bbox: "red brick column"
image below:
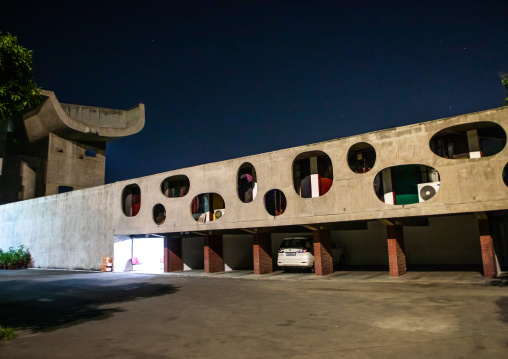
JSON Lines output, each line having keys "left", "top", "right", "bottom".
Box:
{"left": 164, "top": 236, "right": 183, "bottom": 272}
{"left": 386, "top": 225, "right": 407, "bottom": 277}
{"left": 253, "top": 232, "right": 272, "bottom": 275}
{"left": 204, "top": 234, "right": 224, "bottom": 273}
{"left": 313, "top": 229, "right": 333, "bottom": 276}
{"left": 478, "top": 218, "right": 498, "bottom": 278}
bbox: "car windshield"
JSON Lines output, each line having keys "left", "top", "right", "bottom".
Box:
{"left": 280, "top": 239, "right": 307, "bottom": 249}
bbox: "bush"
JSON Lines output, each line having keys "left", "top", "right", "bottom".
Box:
{"left": 0, "top": 326, "right": 17, "bottom": 341}
{"left": 0, "top": 245, "right": 31, "bottom": 268}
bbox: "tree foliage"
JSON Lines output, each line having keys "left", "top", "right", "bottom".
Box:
{"left": 0, "top": 32, "right": 41, "bottom": 124}
{"left": 500, "top": 72, "right": 508, "bottom": 106}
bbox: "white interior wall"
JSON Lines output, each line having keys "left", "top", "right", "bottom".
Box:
{"left": 114, "top": 235, "right": 133, "bottom": 272}
{"left": 132, "top": 237, "right": 164, "bottom": 271}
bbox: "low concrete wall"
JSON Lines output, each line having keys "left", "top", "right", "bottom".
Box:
{"left": 0, "top": 184, "right": 115, "bottom": 270}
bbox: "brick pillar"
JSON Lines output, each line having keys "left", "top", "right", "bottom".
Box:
{"left": 478, "top": 218, "right": 498, "bottom": 278}
{"left": 313, "top": 229, "right": 333, "bottom": 276}
{"left": 204, "top": 234, "right": 224, "bottom": 273}
{"left": 387, "top": 225, "right": 407, "bottom": 277}
{"left": 164, "top": 236, "right": 183, "bottom": 272}
{"left": 253, "top": 232, "right": 272, "bottom": 275}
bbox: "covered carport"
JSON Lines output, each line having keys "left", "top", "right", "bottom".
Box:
{"left": 156, "top": 212, "right": 494, "bottom": 278}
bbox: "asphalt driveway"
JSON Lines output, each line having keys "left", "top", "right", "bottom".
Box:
{"left": 0, "top": 269, "right": 507, "bottom": 358}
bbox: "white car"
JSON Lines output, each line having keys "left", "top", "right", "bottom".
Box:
{"left": 277, "top": 237, "right": 345, "bottom": 272}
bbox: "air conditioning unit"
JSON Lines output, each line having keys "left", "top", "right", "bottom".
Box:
{"left": 214, "top": 209, "right": 225, "bottom": 220}
{"left": 418, "top": 182, "right": 440, "bottom": 203}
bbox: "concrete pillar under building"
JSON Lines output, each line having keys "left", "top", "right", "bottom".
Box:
{"left": 313, "top": 229, "right": 333, "bottom": 276}
{"left": 386, "top": 225, "right": 407, "bottom": 277}
{"left": 204, "top": 234, "right": 224, "bottom": 273}
{"left": 164, "top": 236, "right": 183, "bottom": 272}
{"left": 253, "top": 232, "right": 272, "bottom": 275}
{"left": 478, "top": 218, "right": 498, "bottom": 278}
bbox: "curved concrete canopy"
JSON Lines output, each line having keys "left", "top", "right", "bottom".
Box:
{"left": 23, "top": 90, "right": 145, "bottom": 142}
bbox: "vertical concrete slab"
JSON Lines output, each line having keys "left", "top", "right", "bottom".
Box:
{"left": 253, "top": 232, "right": 272, "bottom": 275}
{"left": 478, "top": 218, "right": 498, "bottom": 278}
{"left": 313, "top": 229, "right": 333, "bottom": 276}
{"left": 387, "top": 225, "right": 407, "bottom": 276}
{"left": 204, "top": 234, "right": 224, "bottom": 273}
{"left": 165, "top": 236, "right": 183, "bottom": 272}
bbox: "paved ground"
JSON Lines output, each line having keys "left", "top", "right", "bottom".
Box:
{"left": 0, "top": 269, "right": 507, "bottom": 358}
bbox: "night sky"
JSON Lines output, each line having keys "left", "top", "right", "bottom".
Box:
{"left": 2, "top": 1, "right": 507, "bottom": 183}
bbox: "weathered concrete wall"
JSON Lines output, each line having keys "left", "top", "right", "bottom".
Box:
{"left": 114, "top": 106, "right": 508, "bottom": 236}
{"left": 1, "top": 107, "right": 507, "bottom": 270}
{"left": 0, "top": 184, "right": 115, "bottom": 270}
{"left": 23, "top": 91, "right": 145, "bottom": 143}
{"left": 20, "top": 161, "right": 36, "bottom": 200}
{"left": 45, "top": 133, "right": 105, "bottom": 195}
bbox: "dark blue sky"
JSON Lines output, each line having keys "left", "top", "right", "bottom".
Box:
{"left": 2, "top": 1, "right": 508, "bottom": 183}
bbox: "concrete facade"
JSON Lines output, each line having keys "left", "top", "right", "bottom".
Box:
{"left": 0, "top": 90, "right": 144, "bottom": 204}
{"left": 1, "top": 106, "right": 508, "bottom": 275}
{"left": 113, "top": 107, "right": 508, "bottom": 236}
{"left": 45, "top": 133, "right": 106, "bottom": 195}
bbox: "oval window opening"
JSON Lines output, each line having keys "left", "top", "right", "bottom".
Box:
{"left": 264, "top": 189, "right": 287, "bottom": 216}
{"left": 153, "top": 204, "right": 166, "bottom": 225}
{"left": 430, "top": 121, "right": 506, "bottom": 159}
{"left": 503, "top": 163, "right": 508, "bottom": 187}
{"left": 191, "top": 193, "right": 225, "bottom": 223}
{"left": 293, "top": 150, "right": 333, "bottom": 198}
{"left": 161, "top": 175, "right": 190, "bottom": 198}
{"left": 122, "top": 184, "right": 141, "bottom": 217}
{"left": 238, "top": 162, "right": 257, "bottom": 203}
{"left": 373, "top": 165, "right": 440, "bottom": 205}
{"left": 348, "top": 142, "right": 376, "bottom": 173}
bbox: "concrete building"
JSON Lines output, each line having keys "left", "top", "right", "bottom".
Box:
{"left": 1, "top": 105, "right": 507, "bottom": 278}
{"left": 0, "top": 90, "right": 144, "bottom": 203}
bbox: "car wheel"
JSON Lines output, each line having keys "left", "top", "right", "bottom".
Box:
{"left": 282, "top": 267, "right": 290, "bottom": 273}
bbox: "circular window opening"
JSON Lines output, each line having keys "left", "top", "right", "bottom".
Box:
{"left": 238, "top": 162, "right": 258, "bottom": 203}
{"left": 122, "top": 184, "right": 141, "bottom": 217}
{"left": 348, "top": 142, "right": 376, "bottom": 173}
{"left": 191, "top": 193, "right": 225, "bottom": 223}
{"left": 293, "top": 150, "right": 333, "bottom": 198}
{"left": 161, "top": 175, "right": 190, "bottom": 198}
{"left": 503, "top": 163, "right": 508, "bottom": 186}
{"left": 264, "top": 189, "right": 287, "bottom": 216}
{"left": 153, "top": 204, "right": 166, "bottom": 225}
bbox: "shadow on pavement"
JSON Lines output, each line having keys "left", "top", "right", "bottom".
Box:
{"left": 495, "top": 295, "right": 508, "bottom": 345}
{"left": 0, "top": 277, "right": 179, "bottom": 332}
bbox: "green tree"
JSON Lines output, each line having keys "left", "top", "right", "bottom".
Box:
{"left": 500, "top": 72, "right": 508, "bottom": 106}
{"left": 0, "top": 32, "right": 41, "bottom": 125}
